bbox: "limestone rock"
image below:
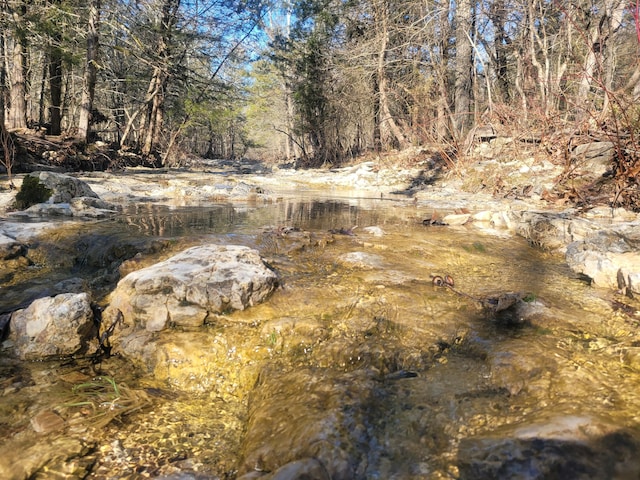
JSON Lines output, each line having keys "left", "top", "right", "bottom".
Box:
{"left": 23, "top": 202, "right": 74, "bottom": 216}
{"left": 571, "top": 142, "right": 615, "bottom": 182}
{"left": 31, "top": 409, "right": 65, "bottom": 434}
{"left": 573, "top": 141, "right": 615, "bottom": 160}
{"left": 34, "top": 171, "right": 99, "bottom": 203}
{"left": 361, "top": 226, "right": 385, "bottom": 236}
{"left": 566, "top": 240, "right": 640, "bottom": 292}
{"left": 7, "top": 292, "right": 94, "bottom": 360}
{"left": 236, "top": 458, "right": 331, "bottom": 480}
{"left": 8, "top": 172, "right": 118, "bottom": 218}
{"left": 0, "top": 436, "right": 93, "bottom": 480}
{"left": 442, "top": 213, "right": 471, "bottom": 226}
{"left": 104, "top": 244, "right": 278, "bottom": 333}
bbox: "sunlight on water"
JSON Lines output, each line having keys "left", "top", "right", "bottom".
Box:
{"left": 2, "top": 197, "right": 640, "bottom": 479}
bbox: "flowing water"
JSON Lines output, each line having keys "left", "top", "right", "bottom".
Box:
{"left": 2, "top": 195, "right": 640, "bottom": 479}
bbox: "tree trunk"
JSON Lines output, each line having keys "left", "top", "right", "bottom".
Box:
{"left": 453, "top": 0, "right": 473, "bottom": 137}
{"left": 140, "top": 0, "right": 180, "bottom": 157}
{"left": 38, "top": 59, "right": 46, "bottom": 125}
{"left": 6, "top": 2, "right": 28, "bottom": 130}
{"left": 0, "top": 32, "right": 14, "bottom": 187}
{"left": 0, "top": 32, "right": 5, "bottom": 128}
{"left": 575, "top": 0, "right": 626, "bottom": 120}
{"left": 284, "top": 83, "right": 297, "bottom": 160}
{"left": 49, "top": 42, "right": 63, "bottom": 135}
{"left": 373, "top": 0, "right": 407, "bottom": 150}
{"left": 141, "top": 66, "right": 167, "bottom": 156}
{"left": 490, "top": 0, "right": 510, "bottom": 103}
{"left": 433, "top": 4, "right": 453, "bottom": 142}
{"left": 77, "top": 0, "right": 101, "bottom": 141}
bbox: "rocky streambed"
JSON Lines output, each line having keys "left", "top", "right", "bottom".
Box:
{"left": 1, "top": 148, "right": 640, "bottom": 479}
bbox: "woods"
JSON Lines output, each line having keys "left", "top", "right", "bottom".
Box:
{"left": 256, "top": 0, "right": 640, "bottom": 168}
{"left": 0, "top": 0, "right": 264, "bottom": 169}
{"left": 0, "top": 0, "right": 639, "bottom": 170}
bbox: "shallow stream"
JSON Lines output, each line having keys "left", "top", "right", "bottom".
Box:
{"left": 2, "top": 194, "right": 640, "bottom": 479}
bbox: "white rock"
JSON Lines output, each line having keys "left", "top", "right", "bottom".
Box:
{"left": 8, "top": 293, "right": 94, "bottom": 360}
{"left": 361, "top": 226, "right": 385, "bottom": 236}
{"left": 442, "top": 213, "right": 471, "bottom": 226}
{"left": 105, "top": 245, "right": 278, "bottom": 333}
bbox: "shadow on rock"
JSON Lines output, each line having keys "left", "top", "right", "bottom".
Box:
{"left": 457, "top": 425, "right": 640, "bottom": 480}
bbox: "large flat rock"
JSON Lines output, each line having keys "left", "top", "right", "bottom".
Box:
{"left": 105, "top": 244, "right": 278, "bottom": 333}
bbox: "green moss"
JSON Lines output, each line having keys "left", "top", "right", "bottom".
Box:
{"left": 14, "top": 175, "right": 52, "bottom": 209}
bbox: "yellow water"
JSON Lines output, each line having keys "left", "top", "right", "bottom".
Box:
{"left": 2, "top": 197, "right": 640, "bottom": 479}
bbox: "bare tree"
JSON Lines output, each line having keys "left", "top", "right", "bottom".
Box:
{"left": 576, "top": 0, "right": 627, "bottom": 120}
{"left": 140, "top": 0, "right": 180, "bottom": 157}
{"left": 5, "top": 0, "right": 27, "bottom": 130}
{"left": 372, "top": 0, "right": 409, "bottom": 150}
{"left": 0, "top": 24, "right": 15, "bottom": 187}
{"left": 46, "top": 0, "right": 64, "bottom": 135}
{"left": 453, "top": 0, "right": 474, "bottom": 137}
{"left": 77, "top": 0, "right": 101, "bottom": 141}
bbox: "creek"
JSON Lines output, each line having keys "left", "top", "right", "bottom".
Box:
{"left": 2, "top": 193, "right": 640, "bottom": 479}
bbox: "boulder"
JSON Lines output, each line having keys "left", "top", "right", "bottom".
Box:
{"left": 33, "top": 171, "right": 99, "bottom": 203}
{"left": 104, "top": 245, "right": 278, "bottom": 333}
{"left": 572, "top": 141, "right": 615, "bottom": 160}
{"left": 442, "top": 213, "right": 471, "bottom": 226}
{"left": 9, "top": 172, "right": 118, "bottom": 218}
{"left": 361, "top": 226, "right": 385, "bottom": 237}
{"left": 6, "top": 292, "right": 94, "bottom": 360}
{"left": 513, "top": 211, "right": 574, "bottom": 250}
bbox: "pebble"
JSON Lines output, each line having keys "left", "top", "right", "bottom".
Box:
{"left": 31, "top": 409, "right": 65, "bottom": 433}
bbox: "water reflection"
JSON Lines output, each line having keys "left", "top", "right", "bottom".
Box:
{"left": 119, "top": 203, "right": 242, "bottom": 237}
{"left": 117, "top": 199, "right": 398, "bottom": 238}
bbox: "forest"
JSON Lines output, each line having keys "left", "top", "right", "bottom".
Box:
{"left": 0, "top": 0, "right": 639, "bottom": 175}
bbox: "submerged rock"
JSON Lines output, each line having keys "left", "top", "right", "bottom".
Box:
{"left": 104, "top": 244, "right": 278, "bottom": 333}
{"left": 237, "top": 457, "right": 331, "bottom": 480}
{"left": 238, "top": 367, "right": 380, "bottom": 480}
{"left": 0, "top": 436, "right": 95, "bottom": 480}
{"left": 5, "top": 292, "right": 94, "bottom": 359}
{"left": 336, "top": 251, "right": 383, "bottom": 270}
{"left": 457, "top": 417, "right": 640, "bottom": 480}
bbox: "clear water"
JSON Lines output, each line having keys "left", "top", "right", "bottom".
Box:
{"left": 2, "top": 196, "right": 640, "bottom": 479}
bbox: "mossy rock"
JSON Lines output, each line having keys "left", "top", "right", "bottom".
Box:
{"left": 15, "top": 175, "right": 52, "bottom": 210}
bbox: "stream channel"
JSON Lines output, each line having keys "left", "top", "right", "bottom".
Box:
{"left": 2, "top": 192, "right": 640, "bottom": 479}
